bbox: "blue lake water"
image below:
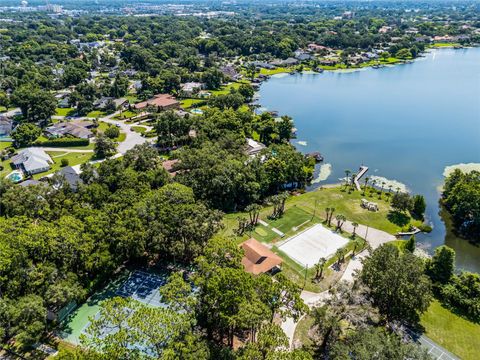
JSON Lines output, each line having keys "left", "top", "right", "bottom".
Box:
{"left": 259, "top": 48, "right": 480, "bottom": 272}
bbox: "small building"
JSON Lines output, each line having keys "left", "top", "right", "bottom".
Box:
{"left": 134, "top": 94, "right": 180, "bottom": 111}
{"left": 162, "top": 159, "right": 179, "bottom": 176}
{"left": 245, "top": 138, "right": 266, "bottom": 156}
{"left": 11, "top": 148, "right": 53, "bottom": 175}
{"left": 241, "top": 238, "right": 283, "bottom": 275}
{"left": 0, "top": 116, "right": 13, "bottom": 136}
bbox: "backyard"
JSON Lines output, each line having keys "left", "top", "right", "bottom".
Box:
{"left": 420, "top": 300, "right": 480, "bottom": 360}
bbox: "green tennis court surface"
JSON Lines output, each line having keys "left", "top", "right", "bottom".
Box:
{"left": 58, "top": 270, "right": 167, "bottom": 345}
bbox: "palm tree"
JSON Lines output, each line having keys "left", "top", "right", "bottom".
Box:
{"left": 314, "top": 257, "right": 327, "bottom": 280}
{"left": 350, "top": 173, "right": 357, "bottom": 191}
{"left": 344, "top": 169, "right": 351, "bottom": 189}
{"left": 388, "top": 184, "right": 393, "bottom": 194}
{"left": 328, "top": 207, "right": 335, "bottom": 227}
{"left": 335, "top": 247, "right": 347, "bottom": 265}
{"left": 324, "top": 207, "right": 330, "bottom": 222}
{"left": 352, "top": 238, "right": 362, "bottom": 256}
{"left": 351, "top": 222, "right": 359, "bottom": 238}
{"left": 379, "top": 181, "right": 386, "bottom": 198}
{"left": 335, "top": 214, "right": 346, "bottom": 231}
{"left": 362, "top": 177, "right": 369, "bottom": 195}
{"left": 396, "top": 186, "right": 401, "bottom": 195}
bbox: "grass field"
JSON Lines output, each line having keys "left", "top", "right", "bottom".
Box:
{"left": 431, "top": 43, "right": 461, "bottom": 48}
{"left": 222, "top": 186, "right": 421, "bottom": 242}
{"left": 114, "top": 110, "right": 136, "bottom": 119}
{"left": 55, "top": 107, "right": 75, "bottom": 116}
{"left": 86, "top": 110, "right": 106, "bottom": 118}
{"left": 180, "top": 98, "right": 205, "bottom": 109}
{"left": 32, "top": 151, "right": 93, "bottom": 179}
{"left": 131, "top": 126, "right": 147, "bottom": 134}
{"left": 293, "top": 315, "right": 315, "bottom": 349}
{"left": 420, "top": 300, "right": 480, "bottom": 360}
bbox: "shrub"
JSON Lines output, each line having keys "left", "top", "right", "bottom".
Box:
{"left": 104, "top": 125, "right": 120, "bottom": 139}
{"left": 60, "top": 158, "right": 69, "bottom": 167}
{"left": 33, "top": 138, "right": 90, "bottom": 147}
{"left": 418, "top": 224, "right": 433, "bottom": 233}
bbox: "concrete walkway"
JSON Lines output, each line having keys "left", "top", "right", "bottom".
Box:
{"left": 342, "top": 220, "right": 396, "bottom": 249}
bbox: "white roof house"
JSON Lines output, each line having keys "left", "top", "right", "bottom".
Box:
{"left": 11, "top": 148, "right": 53, "bottom": 175}
{"left": 245, "top": 138, "right": 266, "bottom": 156}
{"left": 180, "top": 82, "right": 204, "bottom": 94}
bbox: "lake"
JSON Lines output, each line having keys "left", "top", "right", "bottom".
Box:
{"left": 259, "top": 47, "right": 480, "bottom": 272}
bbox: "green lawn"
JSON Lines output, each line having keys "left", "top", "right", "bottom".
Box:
{"left": 55, "top": 107, "right": 75, "bottom": 116}
{"left": 293, "top": 315, "right": 315, "bottom": 349}
{"left": 180, "top": 98, "right": 205, "bottom": 109}
{"left": 114, "top": 110, "right": 136, "bottom": 120}
{"left": 431, "top": 43, "right": 461, "bottom": 48}
{"left": 259, "top": 67, "right": 293, "bottom": 76}
{"left": 31, "top": 151, "right": 93, "bottom": 179}
{"left": 86, "top": 110, "right": 106, "bottom": 118}
{"left": 420, "top": 300, "right": 480, "bottom": 360}
{"left": 0, "top": 141, "right": 12, "bottom": 150}
{"left": 222, "top": 186, "right": 422, "bottom": 242}
{"left": 131, "top": 126, "right": 147, "bottom": 134}
{"left": 98, "top": 122, "right": 126, "bottom": 142}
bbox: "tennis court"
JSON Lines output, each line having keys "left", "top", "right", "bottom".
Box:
{"left": 59, "top": 270, "right": 167, "bottom": 345}
{"left": 115, "top": 270, "right": 166, "bottom": 307}
{"left": 278, "top": 224, "right": 349, "bottom": 267}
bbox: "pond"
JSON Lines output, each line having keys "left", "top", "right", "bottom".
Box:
{"left": 259, "top": 47, "right": 480, "bottom": 272}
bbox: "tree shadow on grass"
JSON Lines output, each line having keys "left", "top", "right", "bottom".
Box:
{"left": 387, "top": 211, "right": 410, "bottom": 227}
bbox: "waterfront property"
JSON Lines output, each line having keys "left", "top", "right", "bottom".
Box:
{"left": 259, "top": 48, "right": 480, "bottom": 272}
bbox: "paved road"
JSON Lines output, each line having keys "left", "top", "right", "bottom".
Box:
{"left": 100, "top": 112, "right": 154, "bottom": 155}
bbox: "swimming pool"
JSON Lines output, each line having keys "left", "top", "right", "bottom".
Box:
{"left": 191, "top": 108, "right": 204, "bottom": 115}
{"left": 5, "top": 171, "right": 23, "bottom": 183}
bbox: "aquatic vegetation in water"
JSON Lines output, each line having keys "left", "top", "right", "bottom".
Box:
{"left": 369, "top": 176, "right": 409, "bottom": 193}
{"left": 312, "top": 163, "right": 332, "bottom": 184}
{"left": 443, "top": 163, "right": 480, "bottom": 177}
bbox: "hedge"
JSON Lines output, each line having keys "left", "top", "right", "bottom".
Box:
{"left": 32, "top": 138, "right": 90, "bottom": 147}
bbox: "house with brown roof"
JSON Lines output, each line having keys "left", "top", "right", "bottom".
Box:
{"left": 241, "top": 238, "right": 282, "bottom": 275}
{"left": 134, "top": 94, "right": 180, "bottom": 111}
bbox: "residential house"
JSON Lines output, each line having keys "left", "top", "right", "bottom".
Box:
{"left": 113, "top": 98, "right": 129, "bottom": 110}
{"left": 241, "top": 238, "right": 283, "bottom": 275}
{"left": 44, "top": 121, "right": 94, "bottom": 139}
{"left": 307, "top": 44, "right": 330, "bottom": 53}
{"left": 93, "top": 97, "right": 114, "bottom": 110}
{"left": 180, "top": 82, "right": 204, "bottom": 97}
{"left": 56, "top": 166, "right": 83, "bottom": 191}
{"left": 250, "top": 61, "right": 275, "bottom": 70}
{"left": 11, "top": 148, "right": 53, "bottom": 175}
{"left": 220, "top": 65, "right": 241, "bottom": 81}
{"left": 134, "top": 94, "right": 180, "bottom": 111}
{"left": 0, "top": 116, "right": 13, "bottom": 136}
{"left": 245, "top": 138, "right": 266, "bottom": 156}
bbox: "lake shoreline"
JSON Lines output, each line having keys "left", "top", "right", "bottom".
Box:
{"left": 258, "top": 47, "right": 480, "bottom": 273}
